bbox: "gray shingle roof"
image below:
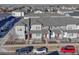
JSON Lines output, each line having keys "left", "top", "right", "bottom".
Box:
{"left": 15, "top": 16, "right": 79, "bottom": 27}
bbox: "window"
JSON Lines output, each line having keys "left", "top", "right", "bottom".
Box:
{"left": 36, "top": 26, "right": 40, "bottom": 30}
{"left": 17, "top": 28, "right": 22, "bottom": 31}
{"left": 68, "top": 27, "right": 73, "bottom": 30}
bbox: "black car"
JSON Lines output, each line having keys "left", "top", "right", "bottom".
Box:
{"left": 16, "top": 46, "right": 34, "bottom": 55}
{"left": 47, "top": 51, "right": 59, "bottom": 55}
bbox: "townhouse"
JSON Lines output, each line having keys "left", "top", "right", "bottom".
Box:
{"left": 13, "top": 15, "right": 79, "bottom": 43}
{"left": 14, "top": 18, "right": 42, "bottom": 41}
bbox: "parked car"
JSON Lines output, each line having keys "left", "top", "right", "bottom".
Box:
{"left": 16, "top": 46, "right": 34, "bottom": 55}
{"left": 47, "top": 51, "right": 59, "bottom": 55}
{"left": 33, "top": 47, "right": 48, "bottom": 54}
{"left": 60, "top": 45, "right": 76, "bottom": 53}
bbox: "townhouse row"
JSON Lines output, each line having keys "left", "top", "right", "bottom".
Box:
{"left": 12, "top": 17, "right": 79, "bottom": 41}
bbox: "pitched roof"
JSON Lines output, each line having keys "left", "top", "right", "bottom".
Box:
{"left": 15, "top": 16, "right": 79, "bottom": 27}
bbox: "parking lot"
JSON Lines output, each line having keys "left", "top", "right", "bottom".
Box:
{"left": 1, "top": 43, "right": 79, "bottom": 55}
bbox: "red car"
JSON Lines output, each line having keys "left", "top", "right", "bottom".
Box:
{"left": 60, "top": 45, "right": 76, "bottom": 53}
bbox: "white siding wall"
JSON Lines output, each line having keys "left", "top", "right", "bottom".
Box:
{"left": 44, "top": 32, "right": 78, "bottom": 39}
{"left": 67, "top": 33, "right": 77, "bottom": 38}
{"left": 63, "top": 32, "right": 77, "bottom": 38}
{"left": 63, "top": 32, "right": 67, "bottom": 38}
{"left": 51, "top": 32, "right": 55, "bottom": 38}
{"left": 15, "top": 26, "right": 25, "bottom": 39}
{"left": 31, "top": 25, "right": 41, "bottom": 30}
{"left": 76, "top": 25, "right": 79, "bottom": 29}
{"left": 32, "top": 33, "right": 42, "bottom": 39}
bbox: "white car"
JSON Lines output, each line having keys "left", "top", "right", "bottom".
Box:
{"left": 33, "top": 47, "right": 48, "bottom": 54}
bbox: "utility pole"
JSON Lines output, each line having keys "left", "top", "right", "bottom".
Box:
{"left": 48, "top": 26, "right": 52, "bottom": 39}
{"left": 28, "top": 18, "right": 31, "bottom": 44}
{"left": 21, "top": 22, "right": 27, "bottom": 43}
{"left": 21, "top": 18, "right": 31, "bottom": 44}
